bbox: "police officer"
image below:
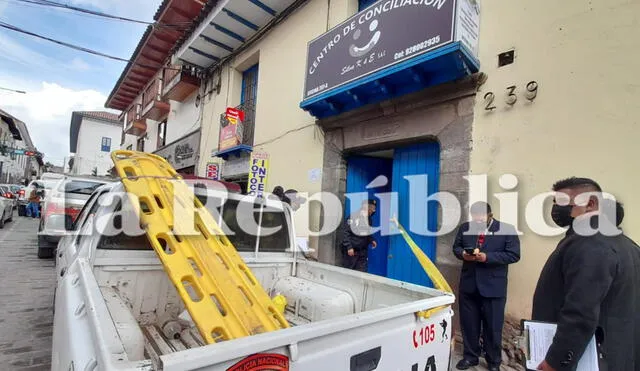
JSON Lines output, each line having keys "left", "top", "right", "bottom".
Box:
{"left": 341, "top": 199, "right": 377, "bottom": 272}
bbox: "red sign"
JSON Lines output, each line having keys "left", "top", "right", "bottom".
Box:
{"left": 226, "top": 107, "right": 245, "bottom": 125}
{"left": 206, "top": 163, "right": 219, "bottom": 180}
{"left": 226, "top": 353, "right": 289, "bottom": 371}
{"left": 219, "top": 125, "right": 240, "bottom": 150}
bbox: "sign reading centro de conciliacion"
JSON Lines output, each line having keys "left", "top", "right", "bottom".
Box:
{"left": 247, "top": 152, "right": 269, "bottom": 198}
{"left": 303, "top": 0, "right": 457, "bottom": 99}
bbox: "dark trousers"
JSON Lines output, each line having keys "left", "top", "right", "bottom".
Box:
{"left": 343, "top": 250, "right": 368, "bottom": 272}
{"left": 459, "top": 289, "right": 506, "bottom": 366}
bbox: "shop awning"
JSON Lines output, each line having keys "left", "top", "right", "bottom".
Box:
{"left": 172, "top": 0, "right": 299, "bottom": 68}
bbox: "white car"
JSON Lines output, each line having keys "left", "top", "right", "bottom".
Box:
{"left": 37, "top": 175, "right": 114, "bottom": 258}
{"left": 0, "top": 186, "right": 14, "bottom": 228}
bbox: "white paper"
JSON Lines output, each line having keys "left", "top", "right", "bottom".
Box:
{"left": 308, "top": 168, "right": 322, "bottom": 183}
{"left": 524, "top": 321, "right": 599, "bottom": 371}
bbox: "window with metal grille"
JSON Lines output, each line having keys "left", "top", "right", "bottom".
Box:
{"left": 241, "top": 64, "right": 259, "bottom": 106}
{"left": 101, "top": 137, "right": 111, "bottom": 152}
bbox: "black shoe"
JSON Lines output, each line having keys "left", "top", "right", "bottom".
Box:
{"left": 488, "top": 365, "right": 501, "bottom": 371}
{"left": 456, "top": 359, "right": 479, "bottom": 370}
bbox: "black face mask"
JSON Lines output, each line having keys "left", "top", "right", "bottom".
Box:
{"left": 551, "top": 204, "right": 574, "bottom": 227}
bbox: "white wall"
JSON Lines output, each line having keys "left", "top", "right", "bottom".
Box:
{"left": 0, "top": 120, "right": 30, "bottom": 183}
{"left": 73, "top": 118, "right": 121, "bottom": 176}
{"left": 166, "top": 91, "right": 201, "bottom": 144}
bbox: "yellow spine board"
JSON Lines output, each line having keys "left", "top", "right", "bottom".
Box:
{"left": 391, "top": 218, "right": 453, "bottom": 319}
{"left": 111, "top": 150, "right": 289, "bottom": 344}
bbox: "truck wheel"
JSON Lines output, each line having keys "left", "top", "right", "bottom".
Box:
{"left": 37, "top": 237, "right": 54, "bottom": 259}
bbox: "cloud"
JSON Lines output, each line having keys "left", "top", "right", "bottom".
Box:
{"left": 0, "top": 33, "right": 57, "bottom": 70}
{"left": 69, "top": 57, "right": 91, "bottom": 71}
{"left": 0, "top": 80, "right": 118, "bottom": 166}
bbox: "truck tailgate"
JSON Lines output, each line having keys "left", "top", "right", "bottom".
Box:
{"left": 160, "top": 295, "right": 454, "bottom": 371}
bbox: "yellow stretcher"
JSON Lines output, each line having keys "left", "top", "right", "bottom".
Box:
{"left": 110, "top": 150, "right": 289, "bottom": 344}
{"left": 391, "top": 218, "right": 453, "bottom": 319}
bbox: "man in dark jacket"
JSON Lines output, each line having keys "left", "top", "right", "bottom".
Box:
{"left": 453, "top": 201, "right": 521, "bottom": 371}
{"left": 341, "top": 199, "right": 377, "bottom": 272}
{"left": 533, "top": 177, "right": 640, "bottom": 371}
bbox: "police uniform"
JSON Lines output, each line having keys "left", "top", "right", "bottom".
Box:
{"left": 341, "top": 200, "right": 376, "bottom": 272}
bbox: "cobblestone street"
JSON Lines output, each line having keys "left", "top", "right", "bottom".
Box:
{"left": 0, "top": 216, "right": 54, "bottom": 370}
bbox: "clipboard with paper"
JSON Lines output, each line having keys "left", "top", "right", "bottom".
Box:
{"left": 519, "top": 320, "right": 600, "bottom": 371}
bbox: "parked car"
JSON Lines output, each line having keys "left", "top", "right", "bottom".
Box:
{"left": 0, "top": 184, "right": 19, "bottom": 209}
{"left": 19, "top": 179, "right": 61, "bottom": 216}
{"left": 37, "top": 175, "right": 115, "bottom": 258}
{"left": 0, "top": 186, "right": 14, "bottom": 228}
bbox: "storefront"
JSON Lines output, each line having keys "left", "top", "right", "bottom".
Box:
{"left": 300, "top": 0, "right": 480, "bottom": 287}
{"left": 154, "top": 129, "right": 201, "bottom": 174}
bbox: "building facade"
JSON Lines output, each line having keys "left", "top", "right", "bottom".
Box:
{"left": 69, "top": 111, "right": 122, "bottom": 176}
{"left": 106, "top": 0, "right": 640, "bottom": 361}
{"left": 0, "top": 109, "right": 43, "bottom": 184}
{"left": 105, "top": 0, "right": 206, "bottom": 175}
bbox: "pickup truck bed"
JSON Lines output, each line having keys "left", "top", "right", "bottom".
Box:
{"left": 55, "top": 247, "right": 454, "bottom": 371}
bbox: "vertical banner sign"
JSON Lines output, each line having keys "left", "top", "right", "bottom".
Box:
{"left": 247, "top": 152, "right": 269, "bottom": 198}
{"left": 206, "top": 163, "right": 219, "bottom": 180}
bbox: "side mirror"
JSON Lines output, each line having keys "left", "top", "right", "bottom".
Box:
{"left": 64, "top": 214, "right": 74, "bottom": 231}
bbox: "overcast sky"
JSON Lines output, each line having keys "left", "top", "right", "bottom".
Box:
{"left": 0, "top": 0, "right": 160, "bottom": 166}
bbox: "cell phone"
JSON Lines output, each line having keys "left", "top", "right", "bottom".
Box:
{"left": 464, "top": 248, "right": 476, "bottom": 255}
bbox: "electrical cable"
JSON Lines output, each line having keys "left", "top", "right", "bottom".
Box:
{"left": 2, "top": 0, "right": 193, "bottom": 29}
{"left": 0, "top": 19, "right": 179, "bottom": 71}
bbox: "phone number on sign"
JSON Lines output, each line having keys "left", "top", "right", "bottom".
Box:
{"left": 394, "top": 35, "right": 441, "bottom": 60}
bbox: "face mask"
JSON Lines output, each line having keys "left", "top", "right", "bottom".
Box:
{"left": 551, "top": 204, "right": 574, "bottom": 227}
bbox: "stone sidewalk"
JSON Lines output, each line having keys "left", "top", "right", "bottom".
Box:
{"left": 0, "top": 216, "right": 55, "bottom": 370}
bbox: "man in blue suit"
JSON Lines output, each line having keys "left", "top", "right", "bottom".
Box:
{"left": 453, "top": 202, "right": 521, "bottom": 371}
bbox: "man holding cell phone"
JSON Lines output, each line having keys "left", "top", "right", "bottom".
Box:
{"left": 452, "top": 201, "right": 521, "bottom": 371}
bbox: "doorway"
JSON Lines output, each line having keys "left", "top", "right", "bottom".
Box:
{"left": 344, "top": 141, "right": 440, "bottom": 287}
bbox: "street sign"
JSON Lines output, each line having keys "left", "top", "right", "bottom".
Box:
{"left": 13, "top": 149, "right": 24, "bottom": 155}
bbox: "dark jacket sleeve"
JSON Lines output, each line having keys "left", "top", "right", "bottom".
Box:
{"left": 452, "top": 224, "right": 465, "bottom": 260}
{"left": 341, "top": 217, "right": 353, "bottom": 252}
{"left": 485, "top": 224, "right": 521, "bottom": 265}
{"left": 544, "top": 239, "right": 618, "bottom": 370}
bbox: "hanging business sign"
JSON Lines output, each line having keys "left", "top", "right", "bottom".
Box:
{"left": 302, "top": 0, "right": 479, "bottom": 100}
{"left": 154, "top": 129, "right": 201, "bottom": 170}
{"left": 247, "top": 152, "right": 269, "bottom": 198}
{"left": 225, "top": 107, "right": 245, "bottom": 125}
{"left": 206, "top": 163, "right": 219, "bottom": 180}
{"left": 218, "top": 107, "right": 245, "bottom": 151}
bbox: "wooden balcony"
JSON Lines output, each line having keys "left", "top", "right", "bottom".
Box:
{"left": 141, "top": 78, "right": 170, "bottom": 121}
{"left": 124, "top": 104, "right": 147, "bottom": 136}
{"left": 162, "top": 65, "right": 200, "bottom": 102}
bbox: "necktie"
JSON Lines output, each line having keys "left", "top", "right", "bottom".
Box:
{"left": 477, "top": 233, "right": 485, "bottom": 249}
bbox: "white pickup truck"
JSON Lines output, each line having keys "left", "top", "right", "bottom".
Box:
{"left": 52, "top": 181, "right": 455, "bottom": 371}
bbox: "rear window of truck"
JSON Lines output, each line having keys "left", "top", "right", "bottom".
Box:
{"left": 59, "top": 180, "right": 104, "bottom": 195}
{"left": 97, "top": 196, "right": 290, "bottom": 253}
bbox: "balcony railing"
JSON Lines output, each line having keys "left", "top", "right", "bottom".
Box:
{"left": 124, "top": 103, "right": 147, "bottom": 136}
{"left": 217, "top": 100, "right": 255, "bottom": 155}
{"left": 141, "top": 78, "right": 170, "bottom": 121}
{"left": 162, "top": 65, "right": 200, "bottom": 102}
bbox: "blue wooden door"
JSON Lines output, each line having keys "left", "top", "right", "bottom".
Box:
{"left": 345, "top": 156, "right": 392, "bottom": 276}
{"left": 388, "top": 142, "right": 440, "bottom": 287}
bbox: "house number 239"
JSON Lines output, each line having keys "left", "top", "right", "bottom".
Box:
{"left": 483, "top": 81, "right": 539, "bottom": 111}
